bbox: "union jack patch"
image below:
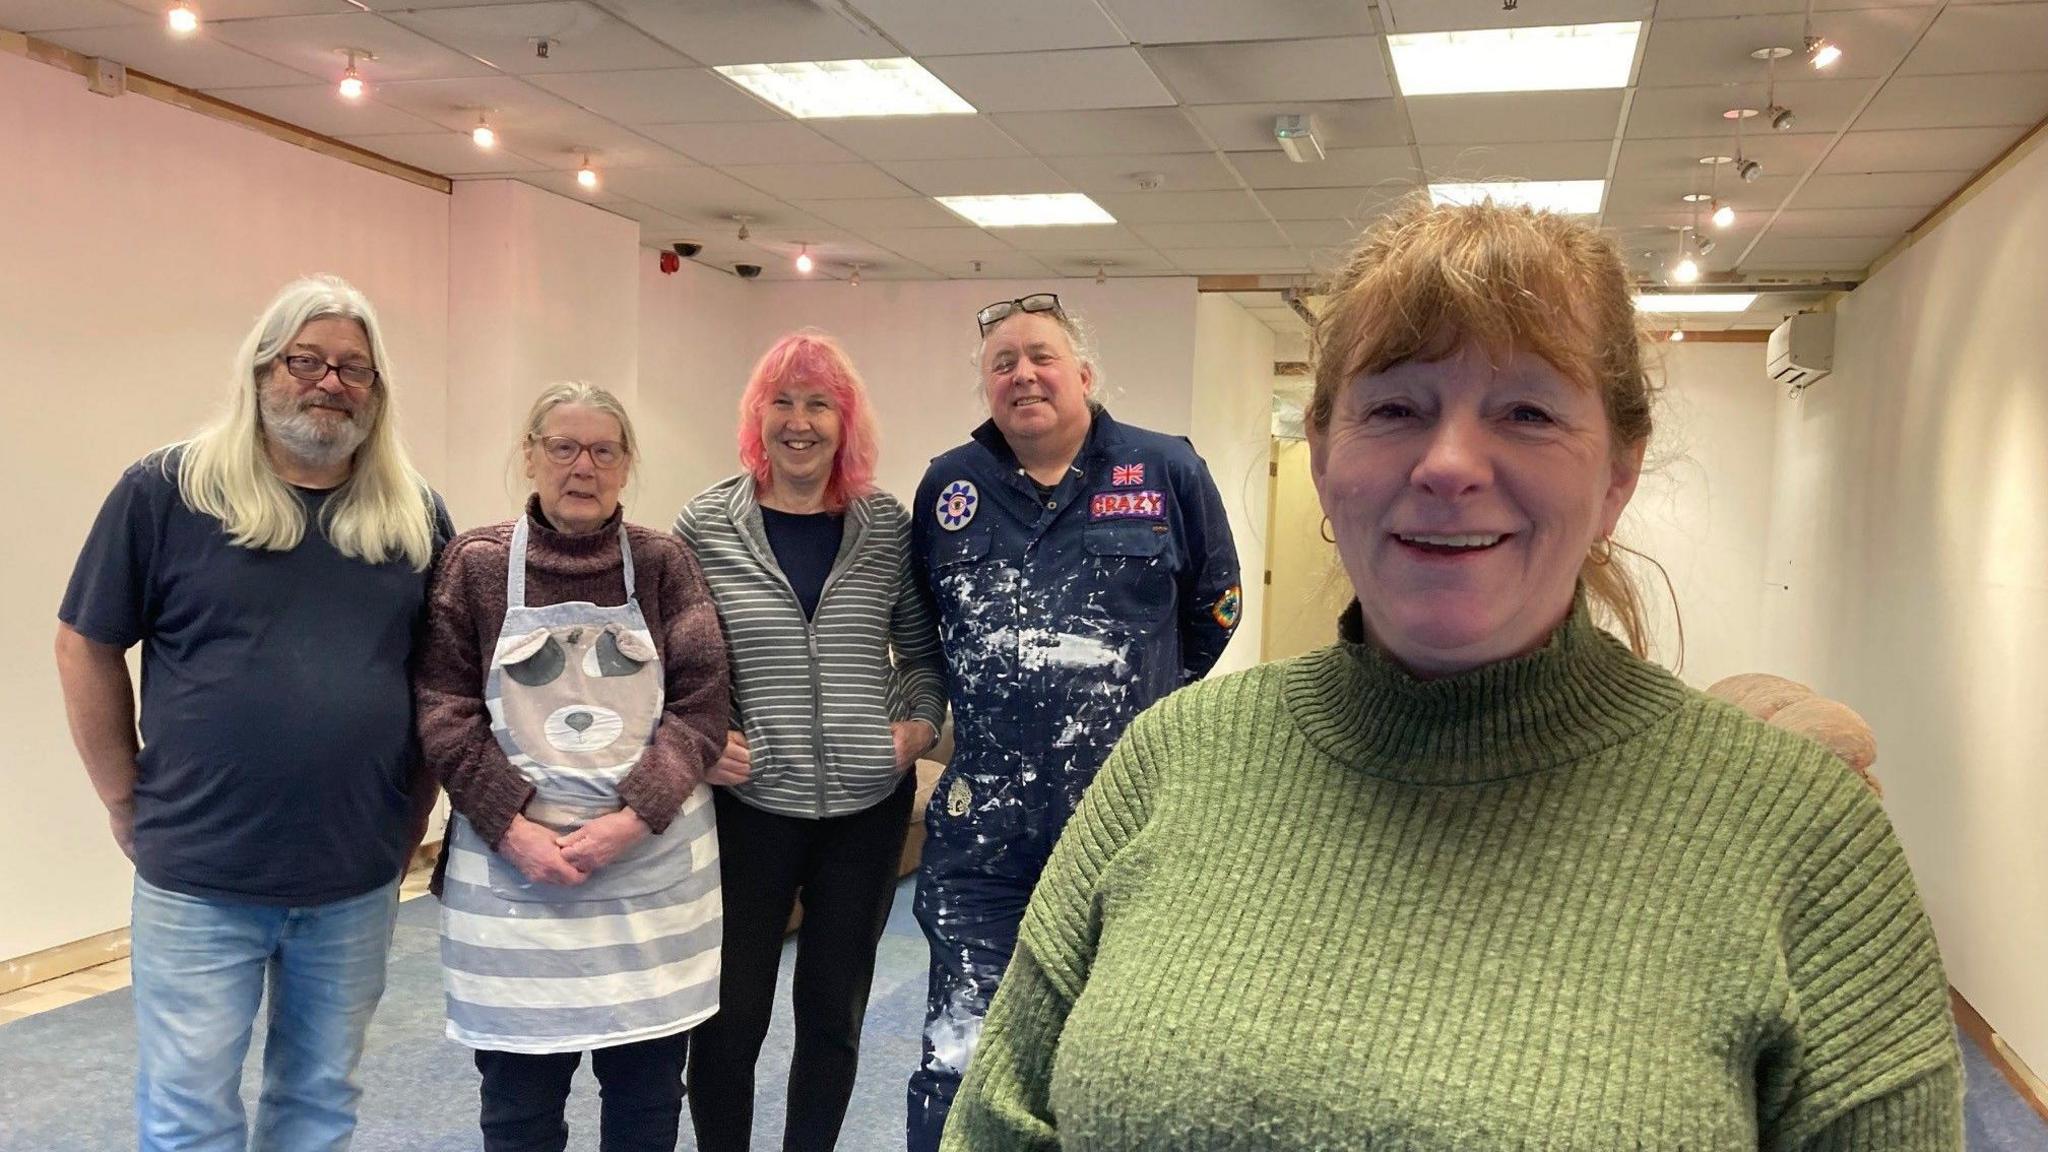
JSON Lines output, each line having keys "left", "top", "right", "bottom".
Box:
{"left": 1111, "top": 462, "right": 1145, "bottom": 487}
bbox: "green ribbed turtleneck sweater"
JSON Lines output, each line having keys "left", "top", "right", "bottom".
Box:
{"left": 943, "top": 607, "right": 1962, "bottom": 1151}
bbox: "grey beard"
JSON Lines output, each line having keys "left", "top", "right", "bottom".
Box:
{"left": 260, "top": 392, "right": 369, "bottom": 470}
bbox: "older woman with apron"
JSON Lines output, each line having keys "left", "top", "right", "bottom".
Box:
{"left": 417, "top": 382, "right": 729, "bottom": 1152}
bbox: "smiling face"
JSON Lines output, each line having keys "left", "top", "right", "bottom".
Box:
{"left": 257, "top": 316, "right": 379, "bottom": 472}
{"left": 526, "top": 402, "right": 628, "bottom": 535}
{"left": 759, "top": 380, "right": 842, "bottom": 493}
{"left": 1309, "top": 341, "right": 1643, "bottom": 677}
{"left": 980, "top": 310, "right": 1095, "bottom": 448}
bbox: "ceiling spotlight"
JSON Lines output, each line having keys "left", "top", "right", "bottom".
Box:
{"left": 733, "top": 214, "right": 752, "bottom": 241}
{"left": 848, "top": 263, "right": 862, "bottom": 287}
{"left": 795, "top": 244, "right": 813, "bottom": 274}
{"left": 1737, "top": 158, "right": 1763, "bottom": 182}
{"left": 1769, "top": 105, "right": 1795, "bottom": 131}
{"left": 1670, "top": 321, "right": 1687, "bottom": 343}
{"left": 1807, "top": 36, "right": 1841, "bottom": 69}
{"left": 471, "top": 114, "right": 495, "bottom": 150}
{"left": 1711, "top": 201, "right": 1736, "bottom": 228}
{"left": 1695, "top": 235, "right": 1716, "bottom": 256}
{"left": 337, "top": 51, "right": 365, "bottom": 100}
{"left": 576, "top": 154, "right": 598, "bottom": 190}
{"left": 1095, "top": 263, "right": 1107, "bottom": 286}
{"left": 1672, "top": 256, "right": 1700, "bottom": 284}
{"left": 166, "top": 2, "right": 199, "bottom": 35}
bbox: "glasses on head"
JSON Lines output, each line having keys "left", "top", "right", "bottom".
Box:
{"left": 975, "top": 293, "right": 1064, "bottom": 337}
{"left": 280, "top": 354, "right": 380, "bottom": 391}
{"left": 534, "top": 435, "right": 628, "bottom": 470}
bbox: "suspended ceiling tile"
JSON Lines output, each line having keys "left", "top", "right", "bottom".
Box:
{"left": 1184, "top": 99, "right": 1407, "bottom": 152}
{"left": 1230, "top": 146, "right": 1421, "bottom": 190}
{"left": 1819, "top": 125, "right": 2027, "bottom": 173}
{"left": 1380, "top": 0, "right": 1652, "bottom": 32}
{"left": 1098, "top": 0, "right": 1376, "bottom": 44}
{"left": 1419, "top": 140, "right": 1614, "bottom": 182}
{"left": 853, "top": 0, "right": 1127, "bottom": 55}
{"left": 639, "top": 120, "right": 858, "bottom": 166}
{"left": 923, "top": 48, "right": 1176, "bottom": 113}
{"left": 1091, "top": 189, "right": 1272, "bottom": 224}
{"left": 1791, "top": 170, "right": 1970, "bottom": 207}
{"left": 208, "top": 83, "right": 446, "bottom": 136}
{"left": 1636, "top": 8, "right": 1932, "bottom": 88}
{"left": 811, "top": 116, "right": 1030, "bottom": 162}
{"left": 1132, "top": 220, "right": 1289, "bottom": 248}
{"left": 593, "top": 0, "right": 895, "bottom": 67}
{"left": 36, "top": 24, "right": 318, "bottom": 87}
{"left": 1898, "top": 3, "right": 2048, "bottom": 74}
{"left": 990, "top": 108, "right": 1211, "bottom": 157}
{"left": 878, "top": 156, "right": 1075, "bottom": 197}
{"left": 1255, "top": 184, "right": 1423, "bottom": 219}
{"left": 1857, "top": 72, "right": 2048, "bottom": 129}
{"left": 528, "top": 69, "right": 783, "bottom": 125}
{"left": 382, "top": 3, "right": 694, "bottom": 74}
{"left": 344, "top": 132, "right": 546, "bottom": 173}
{"left": 1045, "top": 151, "right": 1244, "bottom": 194}
{"left": 1407, "top": 90, "right": 1626, "bottom": 146}
{"left": 1141, "top": 38, "right": 1393, "bottom": 104}
{"left": 725, "top": 161, "right": 920, "bottom": 201}
{"left": 208, "top": 11, "right": 501, "bottom": 84}
{"left": 793, "top": 197, "right": 971, "bottom": 231}
{"left": 1623, "top": 78, "right": 1876, "bottom": 139}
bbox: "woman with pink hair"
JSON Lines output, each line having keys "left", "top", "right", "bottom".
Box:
{"left": 674, "top": 329, "right": 947, "bottom": 1152}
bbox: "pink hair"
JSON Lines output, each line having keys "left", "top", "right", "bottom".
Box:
{"left": 737, "top": 329, "right": 880, "bottom": 513}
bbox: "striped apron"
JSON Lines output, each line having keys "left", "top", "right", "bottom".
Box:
{"left": 439, "top": 516, "right": 721, "bottom": 1054}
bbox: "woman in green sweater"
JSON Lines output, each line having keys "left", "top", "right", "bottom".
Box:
{"left": 942, "top": 198, "right": 1963, "bottom": 1151}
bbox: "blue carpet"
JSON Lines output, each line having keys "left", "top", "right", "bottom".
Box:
{"left": 2, "top": 878, "right": 2042, "bottom": 1150}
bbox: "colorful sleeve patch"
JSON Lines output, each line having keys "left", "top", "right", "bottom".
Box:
{"left": 1210, "top": 584, "right": 1243, "bottom": 630}
{"left": 935, "top": 480, "right": 978, "bottom": 531}
{"left": 1111, "top": 462, "right": 1146, "bottom": 486}
{"left": 1089, "top": 489, "right": 1165, "bottom": 521}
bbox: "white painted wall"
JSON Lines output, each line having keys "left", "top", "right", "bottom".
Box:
{"left": 633, "top": 255, "right": 763, "bottom": 527}
{"left": 1758, "top": 133, "right": 2048, "bottom": 1074}
{"left": 443, "top": 180, "right": 640, "bottom": 531}
{"left": 1620, "top": 340, "right": 1780, "bottom": 688}
{"left": 1191, "top": 294, "right": 1276, "bottom": 675}
{"left": 0, "top": 51, "right": 450, "bottom": 961}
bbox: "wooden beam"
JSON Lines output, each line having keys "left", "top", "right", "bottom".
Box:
{"left": 0, "top": 928, "right": 129, "bottom": 998}
{"left": 1, "top": 30, "right": 451, "bottom": 195}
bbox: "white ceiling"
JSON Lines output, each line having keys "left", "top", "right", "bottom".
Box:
{"left": 8, "top": 0, "right": 2047, "bottom": 333}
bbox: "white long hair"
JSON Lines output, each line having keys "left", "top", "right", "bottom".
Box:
{"left": 166, "top": 275, "right": 434, "bottom": 571}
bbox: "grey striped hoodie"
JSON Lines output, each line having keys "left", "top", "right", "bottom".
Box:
{"left": 676, "top": 474, "right": 947, "bottom": 819}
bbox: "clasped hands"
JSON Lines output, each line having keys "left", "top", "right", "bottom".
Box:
{"left": 499, "top": 806, "right": 650, "bottom": 886}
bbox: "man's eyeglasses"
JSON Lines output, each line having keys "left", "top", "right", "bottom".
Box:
{"left": 975, "top": 293, "right": 1064, "bottom": 337}
{"left": 280, "top": 354, "right": 380, "bottom": 391}
{"left": 534, "top": 435, "right": 628, "bottom": 470}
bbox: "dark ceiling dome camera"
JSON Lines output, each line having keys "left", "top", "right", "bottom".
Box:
{"left": 735, "top": 263, "right": 762, "bottom": 279}
{"left": 672, "top": 241, "right": 702, "bottom": 258}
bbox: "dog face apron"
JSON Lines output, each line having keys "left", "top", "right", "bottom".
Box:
{"left": 439, "top": 517, "right": 721, "bottom": 1054}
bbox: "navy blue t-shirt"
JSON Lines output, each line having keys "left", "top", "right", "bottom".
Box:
{"left": 59, "top": 451, "right": 454, "bottom": 905}
{"left": 760, "top": 506, "right": 844, "bottom": 620}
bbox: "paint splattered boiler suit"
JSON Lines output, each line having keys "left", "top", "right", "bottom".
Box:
{"left": 905, "top": 409, "right": 1241, "bottom": 1151}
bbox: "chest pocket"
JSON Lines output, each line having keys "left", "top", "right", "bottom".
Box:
{"left": 930, "top": 527, "right": 992, "bottom": 609}
{"left": 1083, "top": 522, "right": 1176, "bottom": 624}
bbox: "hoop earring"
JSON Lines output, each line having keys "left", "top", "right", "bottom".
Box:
{"left": 1589, "top": 536, "right": 1614, "bottom": 566}
{"left": 1319, "top": 517, "right": 1336, "bottom": 544}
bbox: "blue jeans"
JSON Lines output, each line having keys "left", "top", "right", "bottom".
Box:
{"left": 130, "top": 875, "right": 401, "bottom": 1152}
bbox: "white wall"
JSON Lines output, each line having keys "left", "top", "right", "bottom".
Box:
{"left": 1758, "top": 133, "right": 2048, "bottom": 1074}
{"left": 633, "top": 255, "right": 763, "bottom": 526}
{"left": 443, "top": 180, "right": 640, "bottom": 530}
{"left": 1191, "top": 294, "right": 1276, "bottom": 675}
{"left": 1620, "top": 340, "right": 1780, "bottom": 688}
{"left": 0, "top": 50, "right": 451, "bottom": 961}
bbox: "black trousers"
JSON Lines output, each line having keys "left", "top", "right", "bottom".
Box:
{"left": 474, "top": 1031, "right": 688, "bottom": 1152}
{"left": 687, "top": 775, "right": 915, "bottom": 1152}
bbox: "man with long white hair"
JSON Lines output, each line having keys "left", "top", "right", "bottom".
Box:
{"left": 54, "top": 274, "right": 453, "bottom": 1152}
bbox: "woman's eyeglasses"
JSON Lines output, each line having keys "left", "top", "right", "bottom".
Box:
{"left": 534, "top": 436, "right": 628, "bottom": 470}
{"left": 280, "top": 354, "right": 380, "bottom": 390}
{"left": 975, "top": 293, "right": 1063, "bottom": 337}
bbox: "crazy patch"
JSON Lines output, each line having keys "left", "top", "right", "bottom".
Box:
{"left": 935, "top": 480, "right": 978, "bottom": 532}
{"left": 1088, "top": 489, "right": 1165, "bottom": 522}
{"left": 1211, "top": 584, "right": 1243, "bottom": 630}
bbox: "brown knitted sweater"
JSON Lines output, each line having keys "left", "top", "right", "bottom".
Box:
{"left": 416, "top": 498, "right": 729, "bottom": 853}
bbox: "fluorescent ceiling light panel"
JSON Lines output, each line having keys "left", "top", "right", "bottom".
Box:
{"left": 1429, "top": 180, "right": 1606, "bottom": 215}
{"left": 1632, "top": 293, "right": 1759, "bottom": 314}
{"left": 714, "top": 58, "right": 974, "bottom": 118}
{"left": 936, "top": 194, "right": 1116, "bottom": 228}
{"left": 1389, "top": 22, "right": 1642, "bottom": 96}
